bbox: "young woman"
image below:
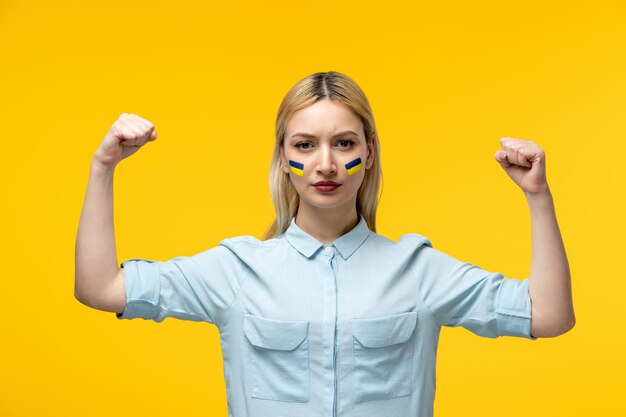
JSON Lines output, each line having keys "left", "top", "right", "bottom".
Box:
{"left": 75, "top": 71, "right": 575, "bottom": 417}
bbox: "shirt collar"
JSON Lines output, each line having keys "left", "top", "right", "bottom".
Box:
{"left": 285, "top": 213, "right": 371, "bottom": 260}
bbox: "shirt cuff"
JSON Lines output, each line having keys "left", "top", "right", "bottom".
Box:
{"left": 116, "top": 258, "right": 161, "bottom": 321}
{"left": 495, "top": 278, "right": 538, "bottom": 340}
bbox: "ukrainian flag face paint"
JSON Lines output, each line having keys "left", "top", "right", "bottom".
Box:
{"left": 288, "top": 159, "right": 304, "bottom": 176}
{"left": 345, "top": 157, "right": 362, "bottom": 176}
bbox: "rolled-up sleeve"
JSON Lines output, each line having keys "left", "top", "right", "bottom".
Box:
{"left": 494, "top": 276, "right": 536, "bottom": 339}
{"left": 414, "top": 245, "right": 537, "bottom": 340}
{"left": 116, "top": 258, "right": 162, "bottom": 321}
{"left": 116, "top": 244, "right": 246, "bottom": 326}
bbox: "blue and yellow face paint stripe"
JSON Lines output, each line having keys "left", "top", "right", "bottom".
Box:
{"left": 288, "top": 160, "right": 304, "bottom": 176}
{"left": 345, "top": 157, "right": 362, "bottom": 175}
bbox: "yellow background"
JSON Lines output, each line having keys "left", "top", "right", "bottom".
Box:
{"left": 1, "top": 0, "right": 624, "bottom": 416}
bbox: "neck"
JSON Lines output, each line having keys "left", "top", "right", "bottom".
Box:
{"left": 295, "top": 204, "right": 359, "bottom": 245}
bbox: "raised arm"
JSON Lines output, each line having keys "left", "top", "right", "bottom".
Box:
{"left": 74, "top": 113, "right": 158, "bottom": 314}
{"left": 525, "top": 187, "right": 574, "bottom": 337}
{"left": 495, "top": 138, "right": 575, "bottom": 337}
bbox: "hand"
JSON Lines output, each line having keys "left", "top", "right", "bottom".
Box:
{"left": 494, "top": 137, "right": 549, "bottom": 195}
{"left": 92, "top": 113, "right": 158, "bottom": 170}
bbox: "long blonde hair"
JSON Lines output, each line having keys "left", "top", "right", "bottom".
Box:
{"left": 262, "top": 71, "right": 383, "bottom": 240}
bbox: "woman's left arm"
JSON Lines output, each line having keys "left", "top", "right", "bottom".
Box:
{"left": 495, "top": 137, "right": 576, "bottom": 338}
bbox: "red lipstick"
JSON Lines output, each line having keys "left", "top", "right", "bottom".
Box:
{"left": 313, "top": 180, "right": 341, "bottom": 192}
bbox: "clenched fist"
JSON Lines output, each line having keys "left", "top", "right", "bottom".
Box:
{"left": 494, "top": 137, "right": 548, "bottom": 195}
{"left": 93, "top": 113, "right": 158, "bottom": 169}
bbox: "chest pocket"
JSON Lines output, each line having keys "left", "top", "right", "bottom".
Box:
{"left": 351, "top": 311, "right": 418, "bottom": 403}
{"left": 242, "top": 313, "right": 310, "bottom": 402}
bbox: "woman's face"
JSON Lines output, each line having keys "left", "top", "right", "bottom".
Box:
{"left": 280, "top": 99, "right": 374, "bottom": 212}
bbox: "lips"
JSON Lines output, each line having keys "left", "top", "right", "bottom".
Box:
{"left": 313, "top": 181, "right": 341, "bottom": 192}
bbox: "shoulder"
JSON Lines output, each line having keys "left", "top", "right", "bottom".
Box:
{"left": 187, "top": 234, "right": 284, "bottom": 274}
{"left": 358, "top": 231, "right": 434, "bottom": 264}
{"left": 367, "top": 231, "right": 433, "bottom": 250}
{"left": 367, "top": 231, "right": 469, "bottom": 273}
{"left": 217, "top": 234, "right": 283, "bottom": 253}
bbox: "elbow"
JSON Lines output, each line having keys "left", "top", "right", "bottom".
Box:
{"left": 74, "top": 287, "right": 91, "bottom": 307}
{"left": 532, "top": 313, "right": 576, "bottom": 338}
{"left": 74, "top": 278, "right": 95, "bottom": 308}
{"left": 531, "top": 320, "right": 576, "bottom": 337}
{"left": 552, "top": 316, "right": 576, "bottom": 336}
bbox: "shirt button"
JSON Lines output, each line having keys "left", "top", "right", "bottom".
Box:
{"left": 325, "top": 246, "right": 332, "bottom": 252}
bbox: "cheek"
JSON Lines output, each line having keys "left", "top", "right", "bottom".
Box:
{"left": 287, "top": 159, "right": 305, "bottom": 177}
{"left": 344, "top": 157, "right": 364, "bottom": 176}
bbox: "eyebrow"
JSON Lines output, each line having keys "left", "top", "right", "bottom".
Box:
{"left": 290, "top": 130, "right": 359, "bottom": 139}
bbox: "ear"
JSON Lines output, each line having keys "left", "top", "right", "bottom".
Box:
{"left": 365, "top": 140, "right": 375, "bottom": 169}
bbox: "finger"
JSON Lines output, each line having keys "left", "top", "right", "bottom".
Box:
{"left": 134, "top": 120, "right": 154, "bottom": 142}
{"left": 115, "top": 128, "right": 140, "bottom": 146}
{"left": 494, "top": 150, "right": 512, "bottom": 168}
{"left": 127, "top": 115, "right": 156, "bottom": 143}
{"left": 501, "top": 142, "right": 528, "bottom": 167}
{"left": 117, "top": 119, "right": 144, "bottom": 137}
{"left": 500, "top": 137, "right": 519, "bottom": 146}
{"left": 127, "top": 114, "right": 154, "bottom": 132}
{"left": 116, "top": 119, "right": 144, "bottom": 145}
{"left": 516, "top": 150, "right": 532, "bottom": 168}
{"left": 130, "top": 117, "right": 150, "bottom": 132}
{"left": 519, "top": 146, "right": 542, "bottom": 167}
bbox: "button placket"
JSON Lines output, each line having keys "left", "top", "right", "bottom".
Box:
{"left": 320, "top": 244, "right": 338, "bottom": 416}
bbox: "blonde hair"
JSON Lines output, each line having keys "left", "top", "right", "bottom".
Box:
{"left": 262, "top": 71, "right": 383, "bottom": 240}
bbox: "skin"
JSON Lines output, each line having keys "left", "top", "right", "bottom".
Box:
{"left": 76, "top": 108, "right": 575, "bottom": 337}
{"left": 494, "top": 139, "right": 575, "bottom": 337}
{"left": 280, "top": 99, "right": 374, "bottom": 245}
{"left": 75, "top": 113, "right": 157, "bottom": 313}
{"left": 280, "top": 101, "right": 574, "bottom": 338}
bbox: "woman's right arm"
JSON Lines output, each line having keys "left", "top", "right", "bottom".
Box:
{"left": 74, "top": 113, "right": 158, "bottom": 314}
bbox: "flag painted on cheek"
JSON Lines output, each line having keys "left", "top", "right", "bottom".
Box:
{"left": 289, "top": 160, "right": 304, "bottom": 176}
{"left": 345, "top": 157, "right": 362, "bottom": 175}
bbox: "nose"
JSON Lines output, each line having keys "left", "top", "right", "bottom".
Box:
{"left": 316, "top": 144, "right": 336, "bottom": 176}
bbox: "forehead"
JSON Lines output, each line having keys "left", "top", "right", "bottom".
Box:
{"left": 285, "top": 99, "right": 363, "bottom": 139}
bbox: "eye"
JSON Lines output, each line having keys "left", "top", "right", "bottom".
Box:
{"left": 294, "top": 141, "right": 313, "bottom": 150}
{"left": 337, "top": 138, "right": 355, "bottom": 149}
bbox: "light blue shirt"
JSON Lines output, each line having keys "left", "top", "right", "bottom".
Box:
{"left": 117, "top": 213, "right": 536, "bottom": 417}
